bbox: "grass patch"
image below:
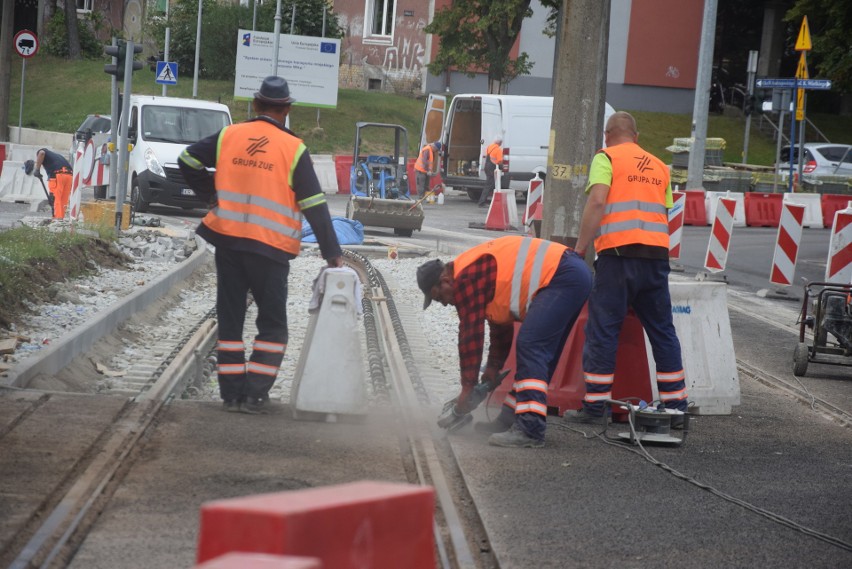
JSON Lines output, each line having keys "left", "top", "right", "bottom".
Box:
{"left": 0, "top": 226, "right": 128, "bottom": 329}
{"left": 8, "top": 55, "right": 852, "bottom": 164}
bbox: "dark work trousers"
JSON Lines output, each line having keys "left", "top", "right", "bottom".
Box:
{"left": 581, "top": 255, "right": 688, "bottom": 413}
{"left": 508, "top": 252, "right": 593, "bottom": 441}
{"left": 478, "top": 161, "right": 497, "bottom": 206}
{"left": 215, "top": 247, "right": 290, "bottom": 403}
{"left": 415, "top": 171, "right": 431, "bottom": 199}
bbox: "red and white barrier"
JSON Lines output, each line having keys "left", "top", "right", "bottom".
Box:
{"left": 704, "top": 197, "right": 736, "bottom": 273}
{"left": 669, "top": 191, "right": 685, "bottom": 259}
{"left": 68, "top": 142, "right": 84, "bottom": 221}
{"left": 825, "top": 202, "right": 852, "bottom": 283}
{"left": 81, "top": 137, "right": 109, "bottom": 188}
{"left": 522, "top": 174, "right": 543, "bottom": 225}
{"left": 769, "top": 203, "right": 805, "bottom": 286}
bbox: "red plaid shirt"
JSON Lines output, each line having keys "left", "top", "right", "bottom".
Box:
{"left": 450, "top": 256, "right": 516, "bottom": 388}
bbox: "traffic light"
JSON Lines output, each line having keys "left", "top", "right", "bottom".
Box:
{"left": 104, "top": 40, "right": 143, "bottom": 80}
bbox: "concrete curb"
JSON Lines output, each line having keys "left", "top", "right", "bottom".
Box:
{"left": 2, "top": 238, "right": 211, "bottom": 389}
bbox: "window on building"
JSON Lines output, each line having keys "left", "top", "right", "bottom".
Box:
{"left": 77, "top": 0, "right": 94, "bottom": 11}
{"left": 366, "top": 0, "right": 395, "bottom": 39}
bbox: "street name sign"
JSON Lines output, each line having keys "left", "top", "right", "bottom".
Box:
{"left": 756, "top": 78, "right": 831, "bottom": 90}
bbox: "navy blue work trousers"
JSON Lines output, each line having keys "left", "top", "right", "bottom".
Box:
{"left": 512, "top": 252, "right": 593, "bottom": 440}
{"left": 215, "top": 247, "right": 290, "bottom": 403}
{"left": 581, "top": 255, "right": 687, "bottom": 413}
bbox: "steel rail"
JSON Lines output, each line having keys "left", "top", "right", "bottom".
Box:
{"left": 8, "top": 319, "right": 217, "bottom": 568}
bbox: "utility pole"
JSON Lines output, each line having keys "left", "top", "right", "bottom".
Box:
{"left": 0, "top": 0, "right": 16, "bottom": 142}
{"left": 685, "top": 0, "right": 719, "bottom": 191}
{"left": 542, "top": 0, "right": 610, "bottom": 253}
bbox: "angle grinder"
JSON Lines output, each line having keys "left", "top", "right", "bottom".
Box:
{"left": 437, "top": 369, "right": 511, "bottom": 433}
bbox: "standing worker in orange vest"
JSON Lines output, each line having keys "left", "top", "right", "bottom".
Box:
{"left": 25, "top": 148, "right": 72, "bottom": 219}
{"left": 178, "top": 76, "right": 343, "bottom": 415}
{"left": 418, "top": 235, "right": 592, "bottom": 448}
{"left": 478, "top": 136, "right": 504, "bottom": 208}
{"left": 567, "top": 111, "right": 689, "bottom": 425}
{"left": 414, "top": 140, "right": 442, "bottom": 200}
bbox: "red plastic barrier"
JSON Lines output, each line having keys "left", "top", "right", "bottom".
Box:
{"left": 195, "top": 552, "right": 322, "bottom": 569}
{"left": 489, "top": 304, "right": 652, "bottom": 418}
{"left": 821, "top": 194, "right": 852, "bottom": 228}
{"left": 333, "top": 155, "right": 353, "bottom": 194}
{"left": 744, "top": 192, "right": 783, "bottom": 227}
{"left": 683, "top": 190, "right": 707, "bottom": 226}
{"left": 197, "top": 481, "right": 434, "bottom": 569}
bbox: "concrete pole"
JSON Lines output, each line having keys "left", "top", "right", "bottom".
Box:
{"left": 685, "top": 0, "right": 719, "bottom": 191}
{"left": 0, "top": 0, "right": 15, "bottom": 142}
{"left": 541, "top": 0, "right": 610, "bottom": 252}
{"left": 192, "top": 0, "right": 202, "bottom": 98}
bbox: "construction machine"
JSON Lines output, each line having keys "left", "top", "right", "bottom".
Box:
{"left": 345, "top": 122, "right": 424, "bottom": 238}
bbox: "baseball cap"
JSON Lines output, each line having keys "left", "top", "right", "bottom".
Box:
{"left": 417, "top": 259, "right": 445, "bottom": 309}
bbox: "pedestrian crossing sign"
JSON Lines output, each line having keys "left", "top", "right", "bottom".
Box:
{"left": 155, "top": 61, "right": 178, "bottom": 85}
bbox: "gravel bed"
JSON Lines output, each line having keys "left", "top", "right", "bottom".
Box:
{"left": 4, "top": 230, "right": 463, "bottom": 407}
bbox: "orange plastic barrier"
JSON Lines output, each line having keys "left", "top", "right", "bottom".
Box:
{"left": 684, "top": 190, "right": 707, "bottom": 226}
{"left": 333, "top": 155, "right": 353, "bottom": 194}
{"left": 821, "top": 194, "right": 852, "bottom": 228}
{"left": 744, "top": 192, "right": 783, "bottom": 227}
{"left": 489, "top": 304, "right": 652, "bottom": 418}
{"left": 197, "top": 481, "right": 434, "bottom": 569}
{"left": 195, "top": 552, "right": 322, "bottom": 569}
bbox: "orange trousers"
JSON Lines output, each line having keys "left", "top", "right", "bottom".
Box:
{"left": 48, "top": 172, "right": 72, "bottom": 219}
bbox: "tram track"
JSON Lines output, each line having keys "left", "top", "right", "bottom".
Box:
{"left": 1, "top": 248, "right": 494, "bottom": 568}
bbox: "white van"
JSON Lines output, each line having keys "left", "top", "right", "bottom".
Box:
{"left": 420, "top": 93, "right": 614, "bottom": 201}
{"left": 125, "top": 95, "right": 232, "bottom": 212}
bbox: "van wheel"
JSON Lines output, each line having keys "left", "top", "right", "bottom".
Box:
{"left": 94, "top": 185, "right": 107, "bottom": 200}
{"left": 131, "top": 180, "right": 149, "bottom": 214}
{"left": 466, "top": 188, "right": 482, "bottom": 202}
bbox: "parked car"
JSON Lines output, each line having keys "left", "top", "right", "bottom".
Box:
{"left": 777, "top": 143, "right": 852, "bottom": 179}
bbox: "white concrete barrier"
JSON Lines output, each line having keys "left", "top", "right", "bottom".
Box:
{"left": 706, "top": 191, "right": 746, "bottom": 227}
{"left": 645, "top": 281, "right": 740, "bottom": 415}
{"left": 0, "top": 160, "right": 47, "bottom": 204}
{"left": 783, "top": 193, "right": 823, "bottom": 228}
{"left": 312, "top": 154, "right": 338, "bottom": 194}
{"left": 291, "top": 269, "right": 367, "bottom": 418}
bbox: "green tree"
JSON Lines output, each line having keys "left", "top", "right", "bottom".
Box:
{"left": 785, "top": 0, "right": 852, "bottom": 96}
{"left": 425, "top": 0, "right": 534, "bottom": 94}
{"left": 147, "top": 0, "right": 342, "bottom": 82}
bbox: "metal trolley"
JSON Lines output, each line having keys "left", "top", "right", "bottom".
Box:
{"left": 793, "top": 281, "right": 852, "bottom": 377}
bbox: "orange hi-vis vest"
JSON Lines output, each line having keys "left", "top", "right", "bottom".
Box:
{"left": 414, "top": 144, "right": 435, "bottom": 173}
{"left": 594, "top": 142, "right": 670, "bottom": 252}
{"left": 203, "top": 121, "right": 305, "bottom": 255}
{"left": 486, "top": 142, "right": 503, "bottom": 165}
{"left": 453, "top": 236, "right": 567, "bottom": 324}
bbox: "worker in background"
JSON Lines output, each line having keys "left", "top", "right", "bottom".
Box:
{"left": 418, "top": 235, "right": 592, "bottom": 448}
{"left": 566, "top": 111, "right": 688, "bottom": 426}
{"left": 414, "top": 140, "right": 442, "bottom": 200}
{"left": 25, "top": 148, "right": 72, "bottom": 219}
{"left": 179, "top": 75, "right": 343, "bottom": 415}
{"left": 478, "top": 136, "right": 504, "bottom": 208}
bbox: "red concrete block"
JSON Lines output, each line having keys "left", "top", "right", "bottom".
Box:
{"left": 334, "top": 155, "right": 353, "bottom": 194}
{"left": 490, "top": 304, "right": 652, "bottom": 418}
{"left": 195, "top": 552, "right": 322, "bottom": 569}
{"left": 821, "top": 194, "right": 852, "bottom": 228}
{"left": 684, "top": 190, "right": 707, "bottom": 226}
{"left": 744, "top": 192, "right": 783, "bottom": 227}
{"left": 197, "top": 481, "right": 435, "bottom": 569}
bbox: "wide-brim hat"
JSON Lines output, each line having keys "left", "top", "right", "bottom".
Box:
{"left": 417, "top": 259, "right": 445, "bottom": 309}
{"left": 254, "top": 75, "right": 296, "bottom": 106}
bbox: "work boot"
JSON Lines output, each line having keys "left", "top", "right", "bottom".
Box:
{"left": 223, "top": 400, "right": 240, "bottom": 413}
{"left": 241, "top": 397, "right": 269, "bottom": 415}
{"left": 474, "top": 418, "right": 513, "bottom": 434}
{"left": 670, "top": 413, "right": 687, "bottom": 430}
{"left": 488, "top": 424, "right": 544, "bottom": 448}
{"left": 562, "top": 408, "right": 608, "bottom": 425}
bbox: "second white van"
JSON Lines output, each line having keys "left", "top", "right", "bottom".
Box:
{"left": 420, "top": 93, "right": 614, "bottom": 201}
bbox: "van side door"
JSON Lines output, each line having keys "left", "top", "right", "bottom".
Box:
{"left": 480, "top": 98, "right": 502, "bottom": 176}
{"left": 420, "top": 94, "right": 446, "bottom": 173}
